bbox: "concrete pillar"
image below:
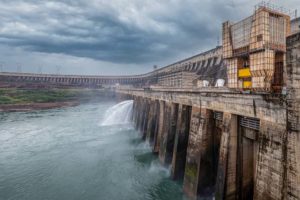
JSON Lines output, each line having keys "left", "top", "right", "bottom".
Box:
{"left": 150, "top": 100, "right": 160, "bottom": 152}
{"left": 254, "top": 120, "right": 286, "bottom": 200}
{"left": 183, "top": 107, "right": 213, "bottom": 200}
{"left": 153, "top": 101, "right": 165, "bottom": 153}
{"left": 215, "top": 113, "right": 238, "bottom": 200}
{"left": 286, "top": 123, "right": 300, "bottom": 200}
{"left": 137, "top": 99, "right": 146, "bottom": 132}
{"left": 146, "top": 100, "right": 159, "bottom": 145}
{"left": 141, "top": 99, "right": 150, "bottom": 139}
{"left": 286, "top": 32, "right": 300, "bottom": 199}
{"left": 159, "top": 102, "right": 178, "bottom": 165}
{"left": 132, "top": 97, "right": 138, "bottom": 123}
{"left": 158, "top": 102, "right": 171, "bottom": 162}
{"left": 134, "top": 97, "right": 142, "bottom": 130}
{"left": 171, "top": 104, "right": 192, "bottom": 180}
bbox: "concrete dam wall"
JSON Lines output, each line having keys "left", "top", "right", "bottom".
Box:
{"left": 116, "top": 32, "right": 300, "bottom": 200}
{"left": 118, "top": 89, "right": 286, "bottom": 200}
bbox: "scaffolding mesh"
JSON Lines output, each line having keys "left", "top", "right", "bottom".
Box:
{"left": 250, "top": 49, "right": 275, "bottom": 89}
{"left": 250, "top": 8, "right": 289, "bottom": 51}
{"left": 223, "top": 2, "right": 291, "bottom": 91}
{"left": 269, "top": 14, "right": 286, "bottom": 45}
{"left": 227, "top": 58, "right": 238, "bottom": 88}
{"left": 222, "top": 22, "right": 233, "bottom": 59}
{"left": 231, "top": 16, "right": 253, "bottom": 49}
{"left": 255, "top": 1, "right": 295, "bottom": 17}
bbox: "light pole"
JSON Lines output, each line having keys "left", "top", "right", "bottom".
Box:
{"left": 56, "top": 65, "right": 61, "bottom": 75}
{"left": 153, "top": 65, "right": 158, "bottom": 85}
{"left": 0, "top": 62, "right": 3, "bottom": 72}
{"left": 16, "top": 63, "right": 22, "bottom": 73}
{"left": 38, "top": 66, "right": 43, "bottom": 74}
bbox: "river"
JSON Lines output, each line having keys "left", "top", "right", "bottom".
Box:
{"left": 0, "top": 100, "right": 186, "bottom": 200}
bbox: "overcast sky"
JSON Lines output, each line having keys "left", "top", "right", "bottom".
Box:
{"left": 0, "top": 0, "right": 299, "bottom": 75}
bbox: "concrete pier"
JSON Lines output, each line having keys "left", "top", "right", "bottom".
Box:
{"left": 171, "top": 104, "right": 191, "bottom": 180}
{"left": 159, "top": 102, "right": 178, "bottom": 165}
{"left": 153, "top": 101, "right": 165, "bottom": 153}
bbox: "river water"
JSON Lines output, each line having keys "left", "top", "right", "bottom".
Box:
{"left": 0, "top": 101, "right": 186, "bottom": 200}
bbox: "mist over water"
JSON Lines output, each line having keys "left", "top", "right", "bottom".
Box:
{"left": 101, "top": 100, "right": 133, "bottom": 126}
{"left": 0, "top": 101, "right": 185, "bottom": 200}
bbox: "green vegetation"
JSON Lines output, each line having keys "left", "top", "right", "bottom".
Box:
{"left": 0, "top": 88, "right": 110, "bottom": 105}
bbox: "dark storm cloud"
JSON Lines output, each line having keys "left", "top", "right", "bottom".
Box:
{"left": 0, "top": 0, "right": 298, "bottom": 67}
{"left": 0, "top": 0, "right": 232, "bottom": 64}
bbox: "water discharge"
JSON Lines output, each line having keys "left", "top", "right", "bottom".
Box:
{"left": 101, "top": 100, "right": 133, "bottom": 126}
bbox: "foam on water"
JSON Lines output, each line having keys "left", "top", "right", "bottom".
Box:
{"left": 135, "top": 141, "right": 152, "bottom": 151}
{"left": 148, "top": 160, "right": 171, "bottom": 177}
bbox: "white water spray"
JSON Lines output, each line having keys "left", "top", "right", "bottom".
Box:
{"left": 101, "top": 100, "right": 133, "bottom": 126}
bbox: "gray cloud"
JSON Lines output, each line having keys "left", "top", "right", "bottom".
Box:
{"left": 0, "top": 0, "right": 299, "bottom": 75}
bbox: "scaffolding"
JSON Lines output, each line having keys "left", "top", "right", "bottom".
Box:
{"left": 231, "top": 16, "right": 253, "bottom": 50}
{"left": 223, "top": 1, "right": 291, "bottom": 92}
{"left": 255, "top": 1, "right": 295, "bottom": 17}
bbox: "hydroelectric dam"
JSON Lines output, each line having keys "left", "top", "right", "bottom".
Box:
{"left": 1, "top": 4, "right": 300, "bottom": 200}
